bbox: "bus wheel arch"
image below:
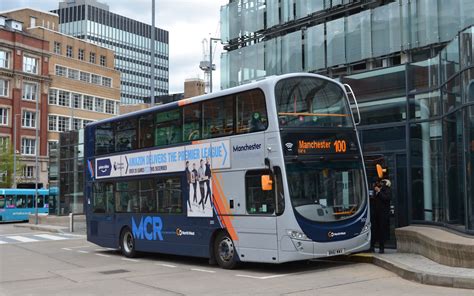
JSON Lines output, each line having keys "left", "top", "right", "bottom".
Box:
{"left": 211, "top": 229, "right": 239, "bottom": 269}
{"left": 119, "top": 226, "right": 137, "bottom": 258}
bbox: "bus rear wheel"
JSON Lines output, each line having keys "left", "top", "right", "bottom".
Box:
{"left": 214, "top": 232, "right": 238, "bottom": 269}
{"left": 120, "top": 227, "right": 136, "bottom": 258}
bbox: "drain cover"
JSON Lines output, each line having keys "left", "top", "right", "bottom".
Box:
{"left": 99, "top": 269, "right": 130, "bottom": 275}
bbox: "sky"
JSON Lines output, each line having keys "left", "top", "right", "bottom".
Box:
{"left": 0, "top": 0, "right": 228, "bottom": 94}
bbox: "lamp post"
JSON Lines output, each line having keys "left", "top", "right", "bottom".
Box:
{"left": 34, "top": 88, "right": 39, "bottom": 225}
{"left": 150, "top": 0, "right": 156, "bottom": 105}
{"left": 209, "top": 37, "right": 221, "bottom": 93}
{"left": 12, "top": 113, "right": 21, "bottom": 189}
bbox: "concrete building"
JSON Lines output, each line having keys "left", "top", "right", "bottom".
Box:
{"left": 0, "top": 16, "right": 50, "bottom": 188}
{"left": 220, "top": 0, "right": 474, "bottom": 237}
{"left": 184, "top": 78, "right": 205, "bottom": 99}
{"left": 52, "top": 0, "right": 169, "bottom": 105}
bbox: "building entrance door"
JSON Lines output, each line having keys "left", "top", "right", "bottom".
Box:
{"left": 364, "top": 153, "right": 407, "bottom": 248}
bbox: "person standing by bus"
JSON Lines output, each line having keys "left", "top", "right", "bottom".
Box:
{"left": 185, "top": 161, "right": 192, "bottom": 212}
{"left": 204, "top": 158, "right": 212, "bottom": 206}
{"left": 372, "top": 179, "right": 391, "bottom": 253}
{"left": 198, "top": 159, "right": 206, "bottom": 210}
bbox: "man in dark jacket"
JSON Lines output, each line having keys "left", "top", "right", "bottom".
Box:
{"left": 372, "top": 179, "right": 391, "bottom": 253}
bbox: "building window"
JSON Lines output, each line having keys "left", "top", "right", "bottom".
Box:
{"left": 54, "top": 42, "right": 61, "bottom": 54}
{"left": 23, "top": 166, "right": 34, "bottom": 178}
{"left": 89, "top": 52, "right": 96, "bottom": 63}
{"left": 106, "top": 100, "right": 115, "bottom": 114}
{"left": 22, "top": 82, "right": 38, "bottom": 101}
{"left": 0, "top": 108, "right": 8, "bottom": 126}
{"left": 0, "top": 50, "right": 10, "bottom": 69}
{"left": 66, "top": 45, "right": 73, "bottom": 58}
{"left": 72, "top": 93, "right": 82, "bottom": 109}
{"left": 55, "top": 65, "right": 67, "bottom": 77}
{"left": 78, "top": 49, "right": 84, "bottom": 60}
{"left": 22, "top": 110, "right": 36, "bottom": 128}
{"left": 80, "top": 71, "right": 90, "bottom": 83}
{"left": 73, "top": 118, "right": 82, "bottom": 130}
{"left": 102, "top": 77, "right": 112, "bottom": 87}
{"left": 58, "top": 90, "right": 70, "bottom": 107}
{"left": 23, "top": 56, "right": 38, "bottom": 74}
{"left": 48, "top": 115, "right": 57, "bottom": 131}
{"left": 82, "top": 120, "right": 93, "bottom": 128}
{"left": 83, "top": 96, "right": 94, "bottom": 111}
{"left": 0, "top": 136, "right": 9, "bottom": 152}
{"left": 91, "top": 74, "right": 101, "bottom": 85}
{"left": 95, "top": 98, "right": 104, "bottom": 113}
{"left": 100, "top": 55, "right": 106, "bottom": 66}
{"left": 58, "top": 116, "right": 70, "bottom": 132}
{"left": 0, "top": 79, "right": 8, "bottom": 97}
{"left": 48, "top": 89, "right": 57, "bottom": 105}
{"left": 67, "top": 68, "right": 79, "bottom": 80}
{"left": 29, "top": 16, "right": 36, "bottom": 28}
{"left": 21, "top": 138, "right": 36, "bottom": 155}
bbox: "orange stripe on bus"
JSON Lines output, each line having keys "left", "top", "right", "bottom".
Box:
{"left": 178, "top": 98, "right": 192, "bottom": 107}
{"left": 212, "top": 172, "right": 238, "bottom": 241}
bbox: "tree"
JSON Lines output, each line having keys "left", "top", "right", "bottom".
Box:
{"left": 0, "top": 141, "right": 23, "bottom": 188}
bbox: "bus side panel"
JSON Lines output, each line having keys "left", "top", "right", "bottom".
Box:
{"left": 114, "top": 213, "right": 219, "bottom": 258}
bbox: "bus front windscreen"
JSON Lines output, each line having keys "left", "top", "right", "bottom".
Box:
{"left": 276, "top": 77, "right": 353, "bottom": 128}
{"left": 286, "top": 159, "right": 366, "bottom": 222}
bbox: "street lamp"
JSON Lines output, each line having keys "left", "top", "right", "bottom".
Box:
{"left": 209, "top": 37, "right": 221, "bottom": 93}
{"left": 12, "top": 113, "right": 21, "bottom": 189}
{"left": 34, "top": 86, "right": 39, "bottom": 225}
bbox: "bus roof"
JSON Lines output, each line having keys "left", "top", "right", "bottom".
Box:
{"left": 0, "top": 188, "right": 50, "bottom": 195}
{"left": 86, "top": 73, "right": 339, "bottom": 128}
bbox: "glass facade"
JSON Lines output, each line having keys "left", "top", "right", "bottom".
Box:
{"left": 52, "top": 4, "right": 169, "bottom": 105}
{"left": 221, "top": 0, "right": 474, "bottom": 88}
{"left": 221, "top": 0, "right": 474, "bottom": 234}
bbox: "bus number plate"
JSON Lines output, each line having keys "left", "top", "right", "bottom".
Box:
{"left": 327, "top": 248, "right": 345, "bottom": 256}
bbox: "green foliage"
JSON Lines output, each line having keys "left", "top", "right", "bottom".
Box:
{"left": 0, "top": 141, "right": 23, "bottom": 188}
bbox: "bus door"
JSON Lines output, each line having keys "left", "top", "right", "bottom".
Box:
{"left": 237, "top": 169, "right": 279, "bottom": 262}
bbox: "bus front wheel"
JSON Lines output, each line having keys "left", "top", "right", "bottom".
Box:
{"left": 120, "top": 227, "right": 136, "bottom": 258}
{"left": 214, "top": 232, "right": 238, "bottom": 269}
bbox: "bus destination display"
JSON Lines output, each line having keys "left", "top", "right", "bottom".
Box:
{"left": 283, "top": 133, "right": 357, "bottom": 156}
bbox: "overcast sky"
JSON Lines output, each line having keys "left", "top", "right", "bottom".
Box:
{"left": 0, "top": 0, "right": 227, "bottom": 94}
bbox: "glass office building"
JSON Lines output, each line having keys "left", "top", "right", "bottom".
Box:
{"left": 221, "top": 0, "right": 474, "bottom": 237}
{"left": 52, "top": 0, "right": 169, "bottom": 104}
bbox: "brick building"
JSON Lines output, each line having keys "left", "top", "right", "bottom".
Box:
{"left": 0, "top": 16, "right": 50, "bottom": 188}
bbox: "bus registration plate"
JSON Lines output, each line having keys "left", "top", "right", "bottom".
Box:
{"left": 327, "top": 248, "right": 345, "bottom": 256}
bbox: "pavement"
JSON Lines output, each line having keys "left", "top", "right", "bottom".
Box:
{"left": 8, "top": 222, "right": 474, "bottom": 291}
{"left": 346, "top": 250, "right": 474, "bottom": 289}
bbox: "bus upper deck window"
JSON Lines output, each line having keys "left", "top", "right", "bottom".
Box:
{"left": 236, "top": 89, "right": 267, "bottom": 134}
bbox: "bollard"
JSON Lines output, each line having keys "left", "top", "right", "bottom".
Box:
{"left": 69, "top": 213, "right": 74, "bottom": 232}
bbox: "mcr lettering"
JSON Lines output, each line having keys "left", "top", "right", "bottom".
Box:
{"left": 297, "top": 139, "right": 347, "bottom": 154}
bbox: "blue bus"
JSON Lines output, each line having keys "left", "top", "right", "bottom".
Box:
{"left": 0, "top": 189, "right": 50, "bottom": 222}
{"left": 84, "top": 73, "right": 370, "bottom": 269}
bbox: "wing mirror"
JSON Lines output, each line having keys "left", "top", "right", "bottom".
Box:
{"left": 261, "top": 175, "right": 273, "bottom": 191}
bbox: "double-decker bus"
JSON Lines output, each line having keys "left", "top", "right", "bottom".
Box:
{"left": 84, "top": 73, "right": 369, "bottom": 269}
{"left": 0, "top": 189, "right": 50, "bottom": 222}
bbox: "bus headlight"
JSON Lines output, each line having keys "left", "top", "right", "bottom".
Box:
{"left": 361, "top": 223, "right": 370, "bottom": 234}
{"left": 287, "top": 230, "right": 310, "bottom": 241}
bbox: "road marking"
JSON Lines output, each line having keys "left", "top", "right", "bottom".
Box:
{"left": 191, "top": 268, "right": 216, "bottom": 273}
{"left": 34, "top": 234, "right": 67, "bottom": 241}
{"left": 235, "top": 274, "right": 290, "bottom": 280}
{"left": 0, "top": 240, "right": 6, "bottom": 244}
{"left": 156, "top": 263, "right": 177, "bottom": 268}
{"left": 95, "top": 253, "right": 110, "bottom": 258}
{"left": 65, "top": 245, "right": 91, "bottom": 249}
{"left": 121, "top": 258, "right": 139, "bottom": 262}
{"left": 7, "top": 236, "right": 38, "bottom": 243}
{"left": 61, "top": 248, "right": 72, "bottom": 251}
{"left": 78, "top": 250, "right": 89, "bottom": 254}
